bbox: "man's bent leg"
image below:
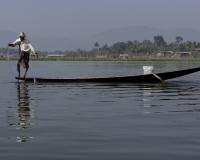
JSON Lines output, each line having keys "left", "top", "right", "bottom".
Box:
{"left": 23, "top": 69, "right": 28, "bottom": 78}
{"left": 22, "top": 52, "right": 29, "bottom": 78}
{"left": 17, "top": 64, "right": 20, "bottom": 77}
{"left": 23, "top": 60, "right": 29, "bottom": 78}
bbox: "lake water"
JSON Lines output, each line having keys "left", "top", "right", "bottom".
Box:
{"left": 1, "top": 60, "right": 200, "bottom": 160}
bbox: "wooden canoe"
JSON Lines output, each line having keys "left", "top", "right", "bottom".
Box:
{"left": 15, "top": 66, "right": 200, "bottom": 83}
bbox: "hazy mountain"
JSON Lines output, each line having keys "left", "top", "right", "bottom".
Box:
{"left": 1, "top": 26, "right": 200, "bottom": 51}
{"left": 0, "top": 30, "right": 18, "bottom": 48}
{"left": 0, "top": 30, "right": 76, "bottom": 51}
{"left": 91, "top": 26, "right": 200, "bottom": 47}
{"left": 30, "top": 37, "right": 76, "bottom": 52}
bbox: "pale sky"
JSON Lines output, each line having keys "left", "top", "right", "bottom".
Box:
{"left": 1, "top": 0, "right": 200, "bottom": 40}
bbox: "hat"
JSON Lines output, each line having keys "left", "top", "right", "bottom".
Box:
{"left": 19, "top": 32, "right": 26, "bottom": 37}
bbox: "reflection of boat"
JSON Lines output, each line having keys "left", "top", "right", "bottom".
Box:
{"left": 16, "top": 66, "right": 200, "bottom": 83}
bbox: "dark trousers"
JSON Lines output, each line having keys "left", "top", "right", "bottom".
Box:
{"left": 17, "top": 51, "right": 30, "bottom": 70}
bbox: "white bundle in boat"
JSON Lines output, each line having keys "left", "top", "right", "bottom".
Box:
{"left": 143, "top": 66, "right": 154, "bottom": 74}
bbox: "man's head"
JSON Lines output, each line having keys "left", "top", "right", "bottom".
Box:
{"left": 19, "top": 32, "right": 26, "bottom": 41}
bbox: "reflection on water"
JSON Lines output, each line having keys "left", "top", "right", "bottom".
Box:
{"left": 16, "top": 136, "right": 33, "bottom": 143}
{"left": 7, "top": 83, "right": 36, "bottom": 142}
{"left": 2, "top": 61, "right": 200, "bottom": 159}
{"left": 140, "top": 82, "right": 200, "bottom": 114}
{"left": 17, "top": 83, "right": 34, "bottom": 129}
{"left": 17, "top": 83, "right": 30, "bottom": 129}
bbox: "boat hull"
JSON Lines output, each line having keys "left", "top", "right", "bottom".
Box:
{"left": 15, "top": 67, "right": 200, "bottom": 83}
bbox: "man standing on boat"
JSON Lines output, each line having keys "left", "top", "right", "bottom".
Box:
{"left": 8, "top": 32, "right": 38, "bottom": 78}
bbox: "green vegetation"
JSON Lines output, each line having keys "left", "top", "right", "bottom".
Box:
{"left": 1, "top": 57, "right": 200, "bottom": 62}
{"left": 1, "top": 35, "right": 200, "bottom": 61}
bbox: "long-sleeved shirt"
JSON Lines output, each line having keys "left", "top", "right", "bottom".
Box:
{"left": 11, "top": 38, "right": 36, "bottom": 55}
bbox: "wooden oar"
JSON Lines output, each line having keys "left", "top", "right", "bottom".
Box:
{"left": 152, "top": 73, "right": 164, "bottom": 83}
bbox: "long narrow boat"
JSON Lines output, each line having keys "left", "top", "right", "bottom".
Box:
{"left": 15, "top": 66, "right": 200, "bottom": 83}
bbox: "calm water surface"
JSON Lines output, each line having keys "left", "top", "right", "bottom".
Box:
{"left": 1, "top": 61, "right": 200, "bottom": 160}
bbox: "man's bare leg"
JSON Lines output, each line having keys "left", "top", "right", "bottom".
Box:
{"left": 23, "top": 69, "right": 28, "bottom": 78}
{"left": 17, "top": 64, "right": 20, "bottom": 77}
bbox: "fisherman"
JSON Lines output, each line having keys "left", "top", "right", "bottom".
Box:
{"left": 8, "top": 32, "right": 38, "bottom": 78}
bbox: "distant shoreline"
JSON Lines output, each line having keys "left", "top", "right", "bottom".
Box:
{"left": 1, "top": 57, "right": 200, "bottom": 62}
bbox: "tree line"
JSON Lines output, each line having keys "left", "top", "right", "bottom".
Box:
{"left": 92, "top": 36, "right": 200, "bottom": 55}
{"left": 66, "top": 35, "right": 200, "bottom": 58}
{"left": 1, "top": 35, "right": 200, "bottom": 58}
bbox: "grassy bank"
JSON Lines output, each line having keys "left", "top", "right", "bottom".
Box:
{"left": 1, "top": 57, "right": 200, "bottom": 62}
